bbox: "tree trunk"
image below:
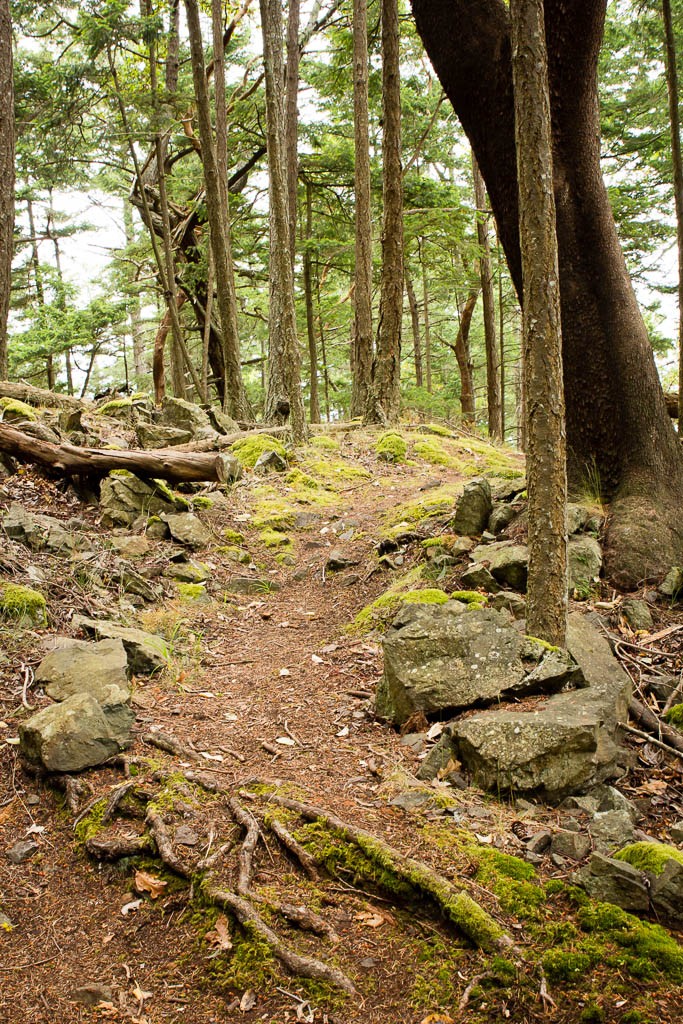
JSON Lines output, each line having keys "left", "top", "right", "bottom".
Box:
{"left": 421, "top": 242, "right": 433, "bottom": 393}
{"left": 450, "top": 289, "right": 478, "bottom": 425}
{"left": 472, "top": 153, "right": 502, "bottom": 440}
{"left": 285, "top": 0, "right": 301, "bottom": 267}
{"left": 350, "top": 0, "right": 374, "bottom": 418}
{"left": 662, "top": 0, "right": 683, "bottom": 426}
{"left": 0, "top": 0, "right": 13, "bottom": 380}
{"left": 123, "top": 196, "right": 146, "bottom": 381}
{"left": 511, "top": 0, "right": 567, "bottom": 646}
{"left": 366, "top": 0, "right": 403, "bottom": 425}
{"left": 0, "top": 423, "right": 238, "bottom": 484}
{"left": 184, "top": 0, "right": 252, "bottom": 421}
{"left": 303, "top": 182, "right": 321, "bottom": 423}
{"left": 0, "top": 381, "right": 84, "bottom": 410}
{"left": 260, "top": 0, "right": 307, "bottom": 441}
{"left": 25, "top": 199, "right": 51, "bottom": 387}
{"left": 412, "top": 0, "right": 683, "bottom": 588}
{"left": 405, "top": 272, "right": 423, "bottom": 388}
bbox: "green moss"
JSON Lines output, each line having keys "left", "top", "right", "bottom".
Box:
{"left": 413, "top": 437, "right": 459, "bottom": 467}
{"left": 299, "top": 455, "right": 371, "bottom": 486}
{"left": 421, "top": 534, "right": 461, "bottom": 550}
{"left": 450, "top": 590, "right": 488, "bottom": 607}
{"left": 223, "top": 528, "right": 245, "bottom": 544}
{"left": 614, "top": 841, "right": 683, "bottom": 876}
{"left": 152, "top": 478, "right": 190, "bottom": 511}
{"left": 98, "top": 397, "right": 134, "bottom": 415}
{"left": 348, "top": 567, "right": 427, "bottom": 634}
{"left": 252, "top": 498, "right": 297, "bottom": 531}
{"left": 259, "top": 528, "right": 293, "bottom": 550}
{"left": 388, "top": 484, "right": 461, "bottom": 526}
{"left": 421, "top": 423, "right": 455, "bottom": 438}
{"left": 286, "top": 468, "right": 321, "bottom": 490}
{"left": 0, "top": 397, "right": 36, "bottom": 421}
{"left": 664, "top": 703, "right": 683, "bottom": 726}
{"left": 522, "top": 636, "right": 561, "bottom": 658}
{"left": 542, "top": 945, "right": 602, "bottom": 982}
{"left": 74, "top": 797, "right": 107, "bottom": 845}
{"left": 230, "top": 434, "right": 287, "bottom": 469}
{"left": 309, "top": 434, "right": 340, "bottom": 451}
{"left": 176, "top": 582, "right": 209, "bottom": 602}
{"left": 376, "top": 431, "right": 408, "bottom": 462}
{"left": 576, "top": 899, "right": 683, "bottom": 983}
{"left": 469, "top": 846, "right": 545, "bottom": 920}
{"left": 0, "top": 584, "right": 47, "bottom": 626}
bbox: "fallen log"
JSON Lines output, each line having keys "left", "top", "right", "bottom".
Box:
{"left": 0, "top": 380, "right": 86, "bottom": 411}
{"left": 629, "top": 696, "right": 683, "bottom": 755}
{"left": 0, "top": 422, "right": 238, "bottom": 484}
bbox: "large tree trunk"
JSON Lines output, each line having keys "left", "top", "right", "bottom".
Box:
{"left": 511, "top": 0, "right": 567, "bottom": 646}
{"left": 350, "top": 0, "right": 374, "bottom": 418}
{"left": 0, "top": 0, "right": 13, "bottom": 380}
{"left": 662, "top": 0, "right": 683, "bottom": 426}
{"left": 412, "top": 0, "right": 683, "bottom": 587}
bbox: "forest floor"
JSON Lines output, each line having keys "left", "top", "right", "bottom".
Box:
{"left": 0, "top": 424, "right": 682, "bottom": 1024}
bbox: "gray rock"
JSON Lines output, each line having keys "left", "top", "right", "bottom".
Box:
{"left": 206, "top": 408, "right": 240, "bottom": 435}
{"left": 136, "top": 423, "right": 192, "bottom": 449}
{"left": 566, "top": 613, "right": 632, "bottom": 726}
{"left": 254, "top": 450, "right": 288, "bottom": 474}
{"left": 19, "top": 692, "right": 131, "bottom": 772}
{"left": 6, "top": 840, "right": 40, "bottom": 864}
{"left": 574, "top": 852, "right": 650, "bottom": 912}
{"left": 58, "top": 409, "right": 84, "bottom": 433}
{"left": 165, "top": 559, "right": 210, "bottom": 583}
{"left": 73, "top": 616, "right": 169, "bottom": 675}
{"left": 511, "top": 648, "right": 584, "bottom": 697}
{"left": 377, "top": 603, "right": 527, "bottom": 726}
{"left": 451, "top": 477, "right": 493, "bottom": 536}
{"left": 416, "top": 733, "right": 457, "bottom": 780}
{"left": 526, "top": 830, "right": 552, "bottom": 855}
{"left": 110, "top": 565, "right": 160, "bottom": 602}
{"left": 460, "top": 563, "right": 501, "bottom": 593}
{"left": 162, "top": 512, "right": 213, "bottom": 550}
{"left": 100, "top": 473, "right": 181, "bottom": 527}
{"left": 648, "top": 854, "right": 683, "bottom": 924}
{"left": 174, "top": 825, "right": 199, "bottom": 847}
{"left": 0, "top": 911, "right": 14, "bottom": 928}
{"left": 551, "top": 830, "right": 591, "bottom": 861}
{"left": 670, "top": 820, "right": 683, "bottom": 844}
{"left": 488, "top": 503, "right": 517, "bottom": 535}
{"left": 592, "top": 785, "right": 639, "bottom": 820}
{"left": 568, "top": 535, "right": 603, "bottom": 596}
{"left": 389, "top": 790, "right": 433, "bottom": 810}
{"left": 589, "top": 810, "right": 635, "bottom": 852}
{"left": 36, "top": 638, "right": 130, "bottom": 702}
{"left": 224, "top": 576, "right": 280, "bottom": 595}
{"left": 621, "top": 598, "right": 653, "bottom": 632}
{"left": 109, "top": 536, "right": 150, "bottom": 559}
{"left": 471, "top": 542, "right": 529, "bottom": 591}
{"left": 71, "top": 984, "right": 113, "bottom": 1007}
{"left": 158, "top": 396, "right": 217, "bottom": 440}
{"left": 1, "top": 502, "right": 86, "bottom": 555}
{"left": 488, "top": 591, "right": 526, "bottom": 619}
{"left": 660, "top": 566, "right": 683, "bottom": 600}
{"left": 326, "top": 548, "right": 362, "bottom": 571}
{"left": 566, "top": 503, "right": 602, "bottom": 535}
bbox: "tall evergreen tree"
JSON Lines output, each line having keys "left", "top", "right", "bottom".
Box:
{"left": 0, "top": 0, "right": 14, "bottom": 379}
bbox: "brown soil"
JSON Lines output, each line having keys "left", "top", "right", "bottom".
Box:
{"left": 0, "top": 427, "right": 681, "bottom": 1024}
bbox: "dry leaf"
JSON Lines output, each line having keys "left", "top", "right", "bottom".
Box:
{"left": 336, "top": 726, "right": 350, "bottom": 738}
{"left": 311, "top": 654, "right": 324, "bottom": 664}
{"left": 199, "top": 751, "right": 224, "bottom": 762}
{"left": 205, "top": 914, "right": 233, "bottom": 951}
{"left": 134, "top": 869, "right": 168, "bottom": 900}
{"left": 240, "top": 989, "right": 257, "bottom": 1012}
{"left": 641, "top": 779, "right": 668, "bottom": 795}
{"left": 354, "top": 910, "right": 385, "bottom": 928}
{"left": 276, "top": 736, "right": 296, "bottom": 746}
{"left": 426, "top": 722, "right": 444, "bottom": 741}
{"left": 132, "top": 985, "right": 153, "bottom": 1004}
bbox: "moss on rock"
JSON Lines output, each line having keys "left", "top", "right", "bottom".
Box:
{"left": 0, "top": 397, "right": 36, "bottom": 421}
{"left": 0, "top": 584, "right": 47, "bottom": 626}
{"left": 230, "top": 434, "right": 287, "bottom": 469}
{"left": 614, "top": 841, "right": 683, "bottom": 876}
{"left": 376, "top": 431, "right": 408, "bottom": 463}
{"left": 664, "top": 703, "right": 683, "bottom": 727}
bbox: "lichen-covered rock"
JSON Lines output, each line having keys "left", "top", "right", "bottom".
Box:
{"left": 621, "top": 598, "right": 653, "bottom": 631}
{"left": 460, "top": 563, "right": 502, "bottom": 593}
{"left": 573, "top": 852, "right": 650, "bottom": 912}
{"left": 19, "top": 692, "right": 132, "bottom": 772}
{"left": 97, "top": 397, "right": 136, "bottom": 423}
{"left": 158, "top": 396, "right": 216, "bottom": 440}
{"left": 99, "top": 472, "right": 184, "bottom": 527}
{"left": 36, "top": 638, "right": 130, "bottom": 702}
{"left": 2, "top": 502, "right": 87, "bottom": 554}
{"left": 450, "top": 477, "right": 493, "bottom": 536}
{"left": 471, "top": 541, "right": 529, "bottom": 591}
{"left": 377, "top": 603, "right": 527, "bottom": 726}
{"left": 0, "top": 583, "right": 47, "bottom": 627}
{"left": 135, "top": 423, "right": 193, "bottom": 449}
{"left": 567, "top": 535, "right": 602, "bottom": 596}
{"left": 73, "top": 615, "right": 169, "bottom": 675}
{"left": 161, "top": 512, "right": 213, "bottom": 549}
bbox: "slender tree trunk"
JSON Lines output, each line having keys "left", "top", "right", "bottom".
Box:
{"left": 25, "top": 200, "right": 53, "bottom": 388}
{"left": 303, "top": 182, "right": 320, "bottom": 423}
{"left": 662, "top": 0, "right": 683, "bottom": 427}
{"left": 451, "top": 289, "right": 478, "bottom": 424}
{"left": 0, "top": 0, "right": 13, "bottom": 380}
{"left": 511, "top": 0, "right": 567, "bottom": 645}
{"left": 285, "top": 0, "right": 301, "bottom": 267}
{"left": 184, "top": 0, "right": 251, "bottom": 419}
{"left": 472, "top": 152, "right": 502, "bottom": 439}
{"left": 498, "top": 234, "right": 506, "bottom": 439}
{"left": 421, "top": 242, "right": 433, "bottom": 393}
{"left": 350, "top": 0, "right": 373, "bottom": 418}
{"left": 260, "top": 0, "right": 307, "bottom": 440}
{"left": 405, "top": 272, "right": 423, "bottom": 388}
{"left": 123, "top": 199, "right": 146, "bottom": 381}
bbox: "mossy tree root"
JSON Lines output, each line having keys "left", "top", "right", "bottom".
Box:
{"left": 254, "top": 791, "right": 516, "bottom": 954}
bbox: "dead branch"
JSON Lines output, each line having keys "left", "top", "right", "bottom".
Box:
{"left": 86, "top": 833, "right": 152, "bottom": 861}
{"left": 629, "top": 697, "right": 683, "bottom": 754}
{"left": 0, "top": 422, "right": 239, "bottom": 484}
{"left": 0, "top": 381, "right": 86, "bottom": 410}
{"left": 226, "top": 796, "right": 261, "bottom": 895}
{"left": 146, "top": 809, "right": 191, "bottom": 877}
{"left": 262, "top": 814, "right": 320, "bottom": 880}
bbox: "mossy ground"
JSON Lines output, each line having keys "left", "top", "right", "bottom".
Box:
{"left": 230, "top": 434, "right": 287, "bottom": 468}
{"left": 0, "top": 397, "right": 36, "bottom": 420}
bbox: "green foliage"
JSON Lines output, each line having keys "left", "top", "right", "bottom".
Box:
{"left": 664, "top": 703, "right": 683, "bottom": 726}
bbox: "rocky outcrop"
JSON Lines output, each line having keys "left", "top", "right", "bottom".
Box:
{"left": 19, "top": 692, "right": 133, "bottom": 772}
{"left": 451, "top": 477, "right": 492, "bottom": 536}
{"left": 2, "top": 502, "right": 89, "bottom": 555}
{"left": 73, "top": 616, "right": 169, "bottom": 675}
{"left": 99, "top": 472, "right": 184, "bottom": 527}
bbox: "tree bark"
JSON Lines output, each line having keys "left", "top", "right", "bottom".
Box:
{"left": 303, "top": 182, "right": 321, "bottom": 423}
{"left": 472, "top": 153, "right": 502, "bottom": 440}
{"left": 405, "top": 272, "right": 423, "bottom": 388}
{"left": 447, "top": 289, "right": 478, "bottom": 425}
{"left": 662, "top": 0, "right": 683, "bottom": 426}
{"left": 412, "top": 0, "right": 683, "bottom": 588}
{"left": 285, "top": 0, "right": 301, "bottom": 267}
{"left": 366, "top": 0, "right": 403, "bottom": 424}
{"left": 0, "top": 0, "right": 13, "bottom": 380}
{"left": 350, "top": 0, "right": 374, "bottom": 418}
{"left": 0, "top": 423, "right": 238, "bottom": 483}
{"left": 260, "top": 0, "right": 307, "bottom": 441}
{"left": 421, "top": 241, "right": 433, "bottom": 393}
{"left": 511, "top": 0, "right": 567, "bottom": 646}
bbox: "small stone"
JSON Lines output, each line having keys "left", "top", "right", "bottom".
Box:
{"left": 6, "top": 840, "right": 40, "bottom": 864}
{"left": 359, "top": 958, "right": 377, "bottom": 969}
{"left": 174, "top": 825, "right": 199, "bottom": 847}
{"left": 589, "top": 810, "right": 635, "bottom": 852}
{"left": 567, "top": 535, "right": 603, "bottom": 596}
{"left": 660, "top": 567, "right": 683, "bottom": 600}
{"left": 621, "top": 598, "right": 653, "bottom": 632}
{"left": 574, "top": 852, "right": 650, "bottom": 911}
{"left": 109, "top": 536, "right": 150, "bottom": 559}
{"left": 489, "top": 591, "right": 526, "bottom": 619}
{"left": 162, "top": 512, "right": 213, "bottom": 550}
{"left": 526, "top": 830, "right": 552, "bottom": 855}
{"left": 550, "top": 830, "right": 591, "bottom": 861}
{"left": 488, "top": 503, "right": 516, "bottom": 534}
{"left": 593, "top": 785, "right": 639, "bottom": 820}
{"left": 399, "top": 732, "right": 427, "bottom": 754}
{"left": 460, "top": 563, "right": 501, "bottom": 593}
{"left": 0, "top": 911, "right": 14, "bottom": 929}
{"left": 451, "top": 477, "right": 493, "bottom": 536}
{"left": 36, "top": 638, "right": 130, "bottom": 703}
{"left": 254, "top": 450, "right": 288, "bottom": 474}
{"left": 71, "top": 983, "right": 113, "bottom": 1007}
{"left": 326, "top": 548, "right": 362, "bottom": 571}
{"left": 25, "top": 795, "right": 40, "bottom": 806}
{"left": 670, "top": 820, "right": 683, "bottom": 844}
{"left": 388, "top": 790, "right": 432, "bottom": 810}
{"left": 73, "top": 616, "right": 169, "bottom": 676}
{"left": 550, "top": 853, "right": 567, "bottom": 868}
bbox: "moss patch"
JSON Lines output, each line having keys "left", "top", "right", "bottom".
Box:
{"left": 388, "top": 484, "right": 461, "bottom": 527}
{"left": 230, "top": 434, "right": 287, "bottom": 469}
{"left": 614, "top": 841, "right": 683, "bottom": 876}
{"left": 376, "top": 431, "right": 408, "bottom": 463}
{"left": 308, "top": 434, "right": 340, "bottom": 452}
{"left": 0, "top": 583, "right": 47, "bottom": 626}
{"left": 0, "top": 397, "right": 36, "bottom": 421}
{"left": 176, "top": 582, "right": 209, "bottom": 603}
{"left": 413, "top": 437, "right": 459, "bottom": 468}
{"left": 98, "top": 398, "right": 134, "bottom": 416}
{"left": 664, "top": 703, "right": 683, "bottom": 727}
{"left": 259, "top": 528, "right": 293, "bottom": 551}
{"left": 299, "top": 455, "right": 371, "bottom": 486}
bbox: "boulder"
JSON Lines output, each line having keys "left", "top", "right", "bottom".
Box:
{"left": 162, "top": 512, "right": 213, "bottom": 549}
{"left": 460, "top": 563, "right": 501, "bottom": 593}
{"left": 2, "top": 502, "right": 87, "bottom": 555}
{"left": 158, "top": 396, "right": 217, "bottom": 440}
{"left": 621, "top": 598, "right": 653, "bottom": 631}
{"left": 377, "top": 603, "right": 527, "bottom": 726}
{"left": 19, "top": 692, "right": 132, "bottom": 772}
{"left": 135, "top": 423, "right": 193, "bottom": 449}
{"left": 207, "top": 408, "right": 240, "bottom": 435}
{"left": 36, "top": 638, "right": 130, "bottom": 702}
{"left": 470, "top": 542, "right": 529, "bottom": 591}
{"left": 567, "top": 535, "right": 603, "bottom": 595}
{"left": 573, "top": 852, "right": 650, "bottom": 912}
{"left": 73, "top": 615, "right": 169, "bottom": 675}
{"left": 450, "top": 477, "right": 493, "bottom": 536}
{"left": 589, "top": 810, "right": 635, "bottom": 853}
{"left": 100, "top": 472, "right": 182, "bottom": 527}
